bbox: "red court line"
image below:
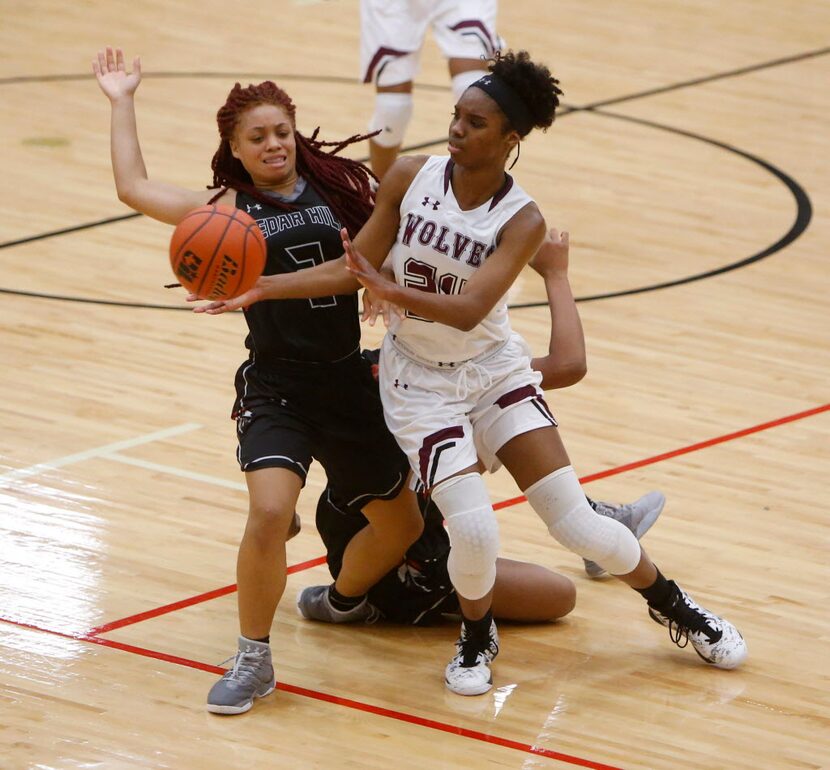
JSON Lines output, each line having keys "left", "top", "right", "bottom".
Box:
{"left": 495, "top": 402, "right": 830, "bottom": 511}
{"left": 91, "top": 402, "right": 829, "bottom": 633}
{"left": 88, "top": 555, "right": 327, "bottom": 635}
{"left": 0, "top": 615, "right": 620, "bottom": 770}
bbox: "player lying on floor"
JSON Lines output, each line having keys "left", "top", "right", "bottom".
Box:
{"left": 300, "top": 481, "right": 664, "bottom": 625}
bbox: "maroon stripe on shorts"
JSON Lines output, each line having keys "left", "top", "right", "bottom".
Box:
{"left": 534, "top": 395, "right": 557, "bottom": 424}
{"left": 448, "top": 20, "right": 499, "bottom": 56}
{"left": 495, "top": 384, "right": 537, "bottom": 409}
{"left": 419, "top": 426, "right": 464, "bottom": 487}
{"left": 363, "top": 46, "right": 410, "bottom": 83}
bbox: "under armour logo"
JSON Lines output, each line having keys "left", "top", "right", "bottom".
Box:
{"left": 393, "top": 379, "right": 409, "bottom": 389}
{"left": 421, "top": 196, "right": 440, "bottom": 210}
{"left": 245, "top": 203, "right": 263, "bottom": 213}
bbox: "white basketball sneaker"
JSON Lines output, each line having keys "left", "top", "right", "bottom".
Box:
{"left": 445, "top": 619, "right": 500, "bottom": 696}
{"left": 649, "top": 582, "right": 748, "bottom": 669}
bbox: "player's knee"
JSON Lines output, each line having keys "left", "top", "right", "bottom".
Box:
{"left": 245, "top": 502, "right": 295, "bottom": 544}
{"left": 550, "top": 576, "right": 576, "bottom": 620}
{"left": 369, "top": 92, "right": 414, "bottom": 148}
{"left": 524, "top": 467, "right": 641, "bottom": 575}
{"left": 433, "top": 473, "right": 499, "bottom": 600}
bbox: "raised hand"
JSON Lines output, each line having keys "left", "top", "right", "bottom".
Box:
{"left": 93, "top": 46, "right": 142, "bottom": 101}
{"left": 529, "top": 227, "right": 569, "bottom": 277}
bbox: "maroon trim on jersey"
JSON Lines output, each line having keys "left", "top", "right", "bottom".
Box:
{"left": 419, "top": 425, "right": 465, "bottom": 488}
{"left": 444, "top": 159, "right": 514, "bottom": 211}
{"left": 448, "top": 20, "right": 499, "bottom": 57}
{"left": 488, "top": 174, "right": 515, "bottom": 211}
{"left": 363, "top": 46, "right": 411, "bottom": 83}
{"left": 443, "top": 159, "right": 454, "bottom": 195}
{"left": 495, "top": 384, "right": 538, "bottom": 409}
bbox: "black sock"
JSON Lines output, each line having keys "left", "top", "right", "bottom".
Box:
{"left": 635, "top": 568, "right": 674, "bottom": 608}
{"left": 328, "top": 584, "right": 365, "bottom": 612}
{"left": 586, "top": 496, "right": 597, "bottom": 510}
{"left": 253, "top": 635, "right": 270, "bottom": 644}
{"left": 462, "top": 609, "right": 493, "bottom": 643}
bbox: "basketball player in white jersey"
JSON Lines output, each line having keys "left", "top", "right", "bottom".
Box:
{"left": 361, "top": 0, "right": 502, "bottom": 179}
{"left": 198, "top": 50, "right": 748, "bottom": 696}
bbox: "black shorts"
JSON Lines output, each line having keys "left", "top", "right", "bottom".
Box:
{"left": 315, "top": 488, "right": 459, "bottom": 625}
{"left": 233, "top": 350, "right": 409, "bottom": 511}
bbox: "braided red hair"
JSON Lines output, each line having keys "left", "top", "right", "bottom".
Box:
{"left": 210, "top": 81, "right": 377, "bottom": 236}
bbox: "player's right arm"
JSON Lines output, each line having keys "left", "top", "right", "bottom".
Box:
{"left": 93, "top": 47, "right": 218, "bottom": 225}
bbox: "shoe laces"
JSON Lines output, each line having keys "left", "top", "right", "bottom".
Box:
{"left": 591, "top": 499, "right": 632, "bottom": 526}
{"left": 660, "top": 587, "right": 722, "bottom": 647}
{"left": 220, "top": 647, "right": 268, "bottom": 683}
{"left": 457, "top": 624, "right": 499, "bottom": 667}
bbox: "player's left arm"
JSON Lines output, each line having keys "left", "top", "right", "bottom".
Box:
{"left": 344, "top": 203, "right": 546, "bottom": 331}
{"left": 528, "top": 228, "right": 587, "bottom": 389}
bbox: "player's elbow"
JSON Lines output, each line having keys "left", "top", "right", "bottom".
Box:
{"left": 538, "top": 359, "right": 588, "bottom": 390}
{"left": 115, "top": 182, "right": 144, "bottom": 211}
{"left": 452, "top": 305, "right": 488, "bottom": 332}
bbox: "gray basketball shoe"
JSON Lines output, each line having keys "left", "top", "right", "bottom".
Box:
{"left": 649, "top": 582, "right": 748, "bottom": 669}
{"left": 584, "top": 491, "right": 666, "bottom": 578}
{"left": 297, "top": 584, "right": 380, "bottom": 623}
{"left": 445, "top": 619, "right": 500, "bottom": 696}
{"left": 206, "top": 637, "right": 276, "bottom": 715}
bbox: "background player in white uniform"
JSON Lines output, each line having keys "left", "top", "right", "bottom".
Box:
{"left": 361, "top": 0, "right": 502, "bottom": 179}
{"left": 200, "top": 50, "right": 748, "bottom": 697}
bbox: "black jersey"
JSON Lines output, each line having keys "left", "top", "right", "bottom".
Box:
{"left": 236, "top": 184, "right": 360, "bottom": 363}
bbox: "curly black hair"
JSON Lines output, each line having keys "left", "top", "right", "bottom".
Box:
{"left": 489, "top": 50, "right": 563, "bottom": 136}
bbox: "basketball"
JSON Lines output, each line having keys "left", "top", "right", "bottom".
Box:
{"left": 169, "top": 204, "right": 267, "bottom": 301}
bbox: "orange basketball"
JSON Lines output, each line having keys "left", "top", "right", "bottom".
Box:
{"left": 169, "top": 205, "right": 267, "bottom": 301}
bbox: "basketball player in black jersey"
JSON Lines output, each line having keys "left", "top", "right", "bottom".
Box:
{"left": 95, "top": 47, "right": 424, "bottom": 715}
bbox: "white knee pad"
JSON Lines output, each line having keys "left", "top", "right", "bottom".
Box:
{"left": 431, "top": 473, "right": 499, "bottom": 600}
{"left": 451, "top": 70, "right": 487, "bottom": 102}
{"left": 524, "top": 467, "right": 641, "bottom": 575}
{"left": 368, "top": 92, "right": 413, "bottom": 148}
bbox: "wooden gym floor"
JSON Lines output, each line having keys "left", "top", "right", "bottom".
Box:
{"left": 1, "top": 1, "right": 828, "bottom": 768}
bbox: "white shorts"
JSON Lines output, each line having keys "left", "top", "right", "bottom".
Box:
{"left": 379, "top": 332, "right": 558, "bottom": 489}
{"left": 360, "top": 0, "right": 501, "bottom": 86}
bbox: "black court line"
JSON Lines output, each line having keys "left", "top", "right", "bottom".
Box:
{"left": 0, "top": 46, "right": 820, "bottom": 308}
{"left": 1, "top": 109, "right": 810, "bottom": 311}
{"left": 508, "top": 108, "right": 813, "bottom": 308}
{"left": 0, "top": 71, "right": 450, "bottom": 92}
{"left": 584, "top": 45, "right": 830, "bottom": 109}
{"left": 0, "top": 212, "right": 142, "bottom": 249}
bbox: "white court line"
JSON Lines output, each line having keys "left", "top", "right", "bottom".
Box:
{"left": 0, "top": 423, "right": 203, "bottom": 485}
{"left": 106, "top": 453, "right": 247, "bottom": 491}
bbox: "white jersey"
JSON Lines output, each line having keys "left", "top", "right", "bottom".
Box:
{"left": 388, "top": 155, "right": 533, "bottom": 364}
